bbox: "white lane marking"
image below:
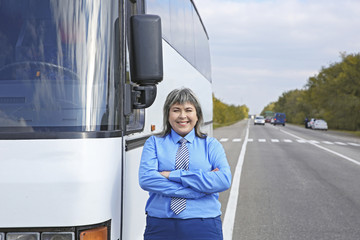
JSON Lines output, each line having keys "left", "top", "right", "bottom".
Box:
{"left": 223, "top": 121, "right": 249, "bottom": 240}
{"left": 348, "top": 142, "right": 360, "bottom": 147}
{"left": 217, "top": 138, "right": 359, "bottom": 147}
{"left": 280, "top": 129, "right": 360, "bottom": 166}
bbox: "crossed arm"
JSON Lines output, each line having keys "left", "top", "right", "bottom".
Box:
{"left": 139, "top": 136, "right": 232, "bottom": 199}
{"left": 160, "top": 168, "right": 219, "bottom": 178}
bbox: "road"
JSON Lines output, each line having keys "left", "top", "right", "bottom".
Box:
{"left": 214, "top": 119, "right": 360, "bottom": 240}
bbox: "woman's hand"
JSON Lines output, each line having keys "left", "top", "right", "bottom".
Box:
{"left": 160, "top": 171, "right": 171, "bottom": 179}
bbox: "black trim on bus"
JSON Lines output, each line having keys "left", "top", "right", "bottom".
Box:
{"left": 125, "top": 134, "right": 152, "bottom": 151}
{"left": 0, "top": 130, "right": 123, "bottom": 140}
{"left": 204, "top": 120, "right": 213, "bottom": 126}
{"left": 190, "top": 0, "right": 210, "bottom": 39}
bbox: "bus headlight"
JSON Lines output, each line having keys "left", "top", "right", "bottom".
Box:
{"left": 6, "top": 233, "right": 40, "bottom": 240}
{"left": 1, "top": 221, "right": 109, "bottom": 240}
{"left": 41, "top": 233, "right": 74, "bottom": 240}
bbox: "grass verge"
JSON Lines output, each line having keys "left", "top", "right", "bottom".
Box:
{"left": 213, "top": 121, "right": 241, "bottom": 130}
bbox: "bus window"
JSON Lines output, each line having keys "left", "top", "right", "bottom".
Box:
{"left": 0, "top": 0, "right": 121, "bottom": 134}
{"left": 146, "top": 0, "right": 211, "bottom": 82}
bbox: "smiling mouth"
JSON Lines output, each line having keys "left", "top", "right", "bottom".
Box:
{"left": 177, "top": 121, "right": 189, "bottom": 126}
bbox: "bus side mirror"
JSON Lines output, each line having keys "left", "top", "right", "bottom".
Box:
{"left": 130, "top": 14, "right": 163, "bottom": 85}
{"left": 128, "top": 14, "right": 163, "bottom": 110}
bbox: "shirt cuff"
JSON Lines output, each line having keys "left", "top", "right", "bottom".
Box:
{"left": 169, "top": 170, "right": 182, "bottom": 183}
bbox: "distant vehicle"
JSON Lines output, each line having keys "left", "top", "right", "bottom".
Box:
{"left": 307, "top": 118, "right": 316, "bottom": 128}
{"left": 264, "top": 111, "right": 274, "bottom": 120}
{"left": 254, "top": 116, "right": 265, "bottom": 125}
{"left": 272, "top": 113, "right": 286, "bottom": 126}
{"left": 265, "top": 116, "right": 272, "bottom": 123}
{"left": 312, "top": 119, "right": 328, "bottom": 130}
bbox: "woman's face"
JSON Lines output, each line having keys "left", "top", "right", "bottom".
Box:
{"left": 168, "top": 102, "right": 198, "bottom": 137}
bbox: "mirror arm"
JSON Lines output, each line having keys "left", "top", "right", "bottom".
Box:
{"left": 132, "top": 85, "right": 157, "bottom": 109}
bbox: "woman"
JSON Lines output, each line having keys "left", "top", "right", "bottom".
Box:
{"left": 139, "top": 88, "right": 232, "bottom": 240}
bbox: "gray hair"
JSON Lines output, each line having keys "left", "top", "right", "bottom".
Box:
{"left": 160, "top": 88, "right": 206, "bottom": 138}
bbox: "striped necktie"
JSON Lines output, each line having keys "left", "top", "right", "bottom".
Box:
{"left": 170, "top": 138, "right": 189, "bottom": 214}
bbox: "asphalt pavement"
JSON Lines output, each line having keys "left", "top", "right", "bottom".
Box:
{"left": 214, "top": 119, "right": 360, "bottom": 240}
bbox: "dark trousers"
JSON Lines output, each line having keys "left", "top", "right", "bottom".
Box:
{"left": 144, "top": 215, "right": 223, "bottom": 240}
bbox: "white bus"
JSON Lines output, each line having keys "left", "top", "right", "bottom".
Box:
{"left": 0, "top": 1, "right": 212, "bottom": 240}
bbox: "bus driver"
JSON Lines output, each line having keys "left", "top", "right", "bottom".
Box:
{"left": 139, "top": 88, "right": 232, "bottom": 240}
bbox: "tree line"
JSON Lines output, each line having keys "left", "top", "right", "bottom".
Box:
{"left": 261, "top": 52, "right": 360, "bottom": 131}
{"left": 213, "top": 94, "right": 249, "bottom": 128}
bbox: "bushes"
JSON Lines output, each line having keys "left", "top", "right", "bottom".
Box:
{"left": 213, "top": 94, "right": 249, "bottom": 128}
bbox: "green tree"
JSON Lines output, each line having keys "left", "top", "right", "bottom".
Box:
{"left": 262, "top": 52, "right": 360, "bottom": 131}
{"left": 213, "top": 94, "right": 249, "bottom": 128}
{"left": 305, "top": 53, "right": 360, "bottom": 130}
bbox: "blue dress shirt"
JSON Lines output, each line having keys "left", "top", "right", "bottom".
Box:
{"left": 139, "top": 128, "right": 232, "bottom": 219}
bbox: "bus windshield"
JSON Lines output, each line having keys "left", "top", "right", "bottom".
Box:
{"left": 0, "top": 0, "right": 120, "bottom": 133}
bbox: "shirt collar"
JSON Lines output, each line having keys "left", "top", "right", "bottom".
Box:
{"left": 170, "top": 128, "right": 195, "bottom": 144}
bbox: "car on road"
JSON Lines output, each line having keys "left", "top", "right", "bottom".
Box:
{"left": 307, "top": 118, "right": 316, "bottom": 129}
{"left": 265, "top": 116, "right": 272, "bottom": 123}
{"left": 312, "top": 119, "right": 328, "bottom": 130}
{"left": 272, "top": 113, "right": 286, "bottom": 126}
{"left": 254, "top": 116, "right": 265, "bottom": 125}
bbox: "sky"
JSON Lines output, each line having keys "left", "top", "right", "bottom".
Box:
{"left": 194, "top": 0, "right": 360, "bottom": 114}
